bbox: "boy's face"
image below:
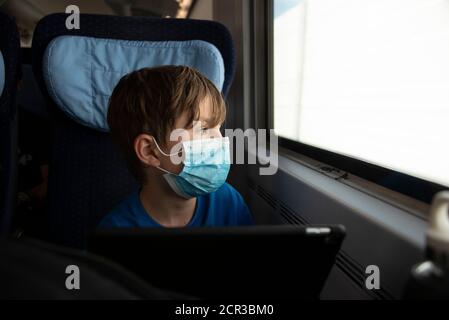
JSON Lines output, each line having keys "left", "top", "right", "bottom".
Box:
{"left": 160, "top": 97, "right": 223, "bottom": 175}
{"left": 133, "top": 96, "right": 224, "bottom": 180}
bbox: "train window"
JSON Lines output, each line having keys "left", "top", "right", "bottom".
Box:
{"left": 272, "top": 0, "right": 449, "bottom": 201}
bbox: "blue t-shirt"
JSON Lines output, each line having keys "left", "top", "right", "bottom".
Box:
{"left": 98, "top": 183, "right": 253, "bottom": 228}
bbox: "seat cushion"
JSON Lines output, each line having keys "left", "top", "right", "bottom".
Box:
{"left": 43, "top": 36, "right": 225, "bottom": 131}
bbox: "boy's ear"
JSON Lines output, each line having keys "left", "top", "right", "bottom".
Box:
{"left": 134, "top": 134, "right": 160, "bottom": 168}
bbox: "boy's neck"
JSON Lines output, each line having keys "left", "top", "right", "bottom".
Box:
{"left": 139, "top": 180, "right": 197, "bottom": 228}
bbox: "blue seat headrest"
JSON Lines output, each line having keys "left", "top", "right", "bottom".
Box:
{"left": 43, "top": 36, "right": 225, "bottom": 131}
{"left": 0, "top": 51, "right": 4, "bottom": 97}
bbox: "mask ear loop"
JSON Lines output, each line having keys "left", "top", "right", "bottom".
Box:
{"left": 156, "top": 166, "right": 173, "bottom": 175}
{"left": 152, "top": 138, "right": 181, "bottom": 157}
{"left": 152, "top": 138, "right": 182, "bottom": 175}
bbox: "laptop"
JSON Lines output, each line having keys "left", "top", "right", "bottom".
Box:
{"left": 88, "top": 225, "right": 345, "bottom": 299}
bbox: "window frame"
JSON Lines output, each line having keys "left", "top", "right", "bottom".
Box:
{"left": 265, "top": 0, "right": 447, "bottom": 204}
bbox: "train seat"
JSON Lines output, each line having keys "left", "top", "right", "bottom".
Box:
{"left": 32, "top": 13, "right": 235, "bottom": 248}
{"left": 0, "top": 12, "right": 20, "bottom": 238}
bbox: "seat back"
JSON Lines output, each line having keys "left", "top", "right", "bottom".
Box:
{"left": 32, "top": 14, "right": 235, "bottom": 248}
{"left": 0, "top": 238, "right": 189, "bottom": 299}
{"left": 0, "top": 12, "right": 20, "bottom": 237}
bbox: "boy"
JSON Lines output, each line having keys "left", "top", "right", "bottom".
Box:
{"left": 99, "top": 66, "right": 253, "bottom": 228}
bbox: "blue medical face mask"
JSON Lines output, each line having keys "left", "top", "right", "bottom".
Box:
{"left": 154, "top": 137, "right": 231, "bottom": 199}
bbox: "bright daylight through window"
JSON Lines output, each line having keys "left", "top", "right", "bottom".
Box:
{"left": 274, "top": 0, "right": 449, "bottom": 187}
